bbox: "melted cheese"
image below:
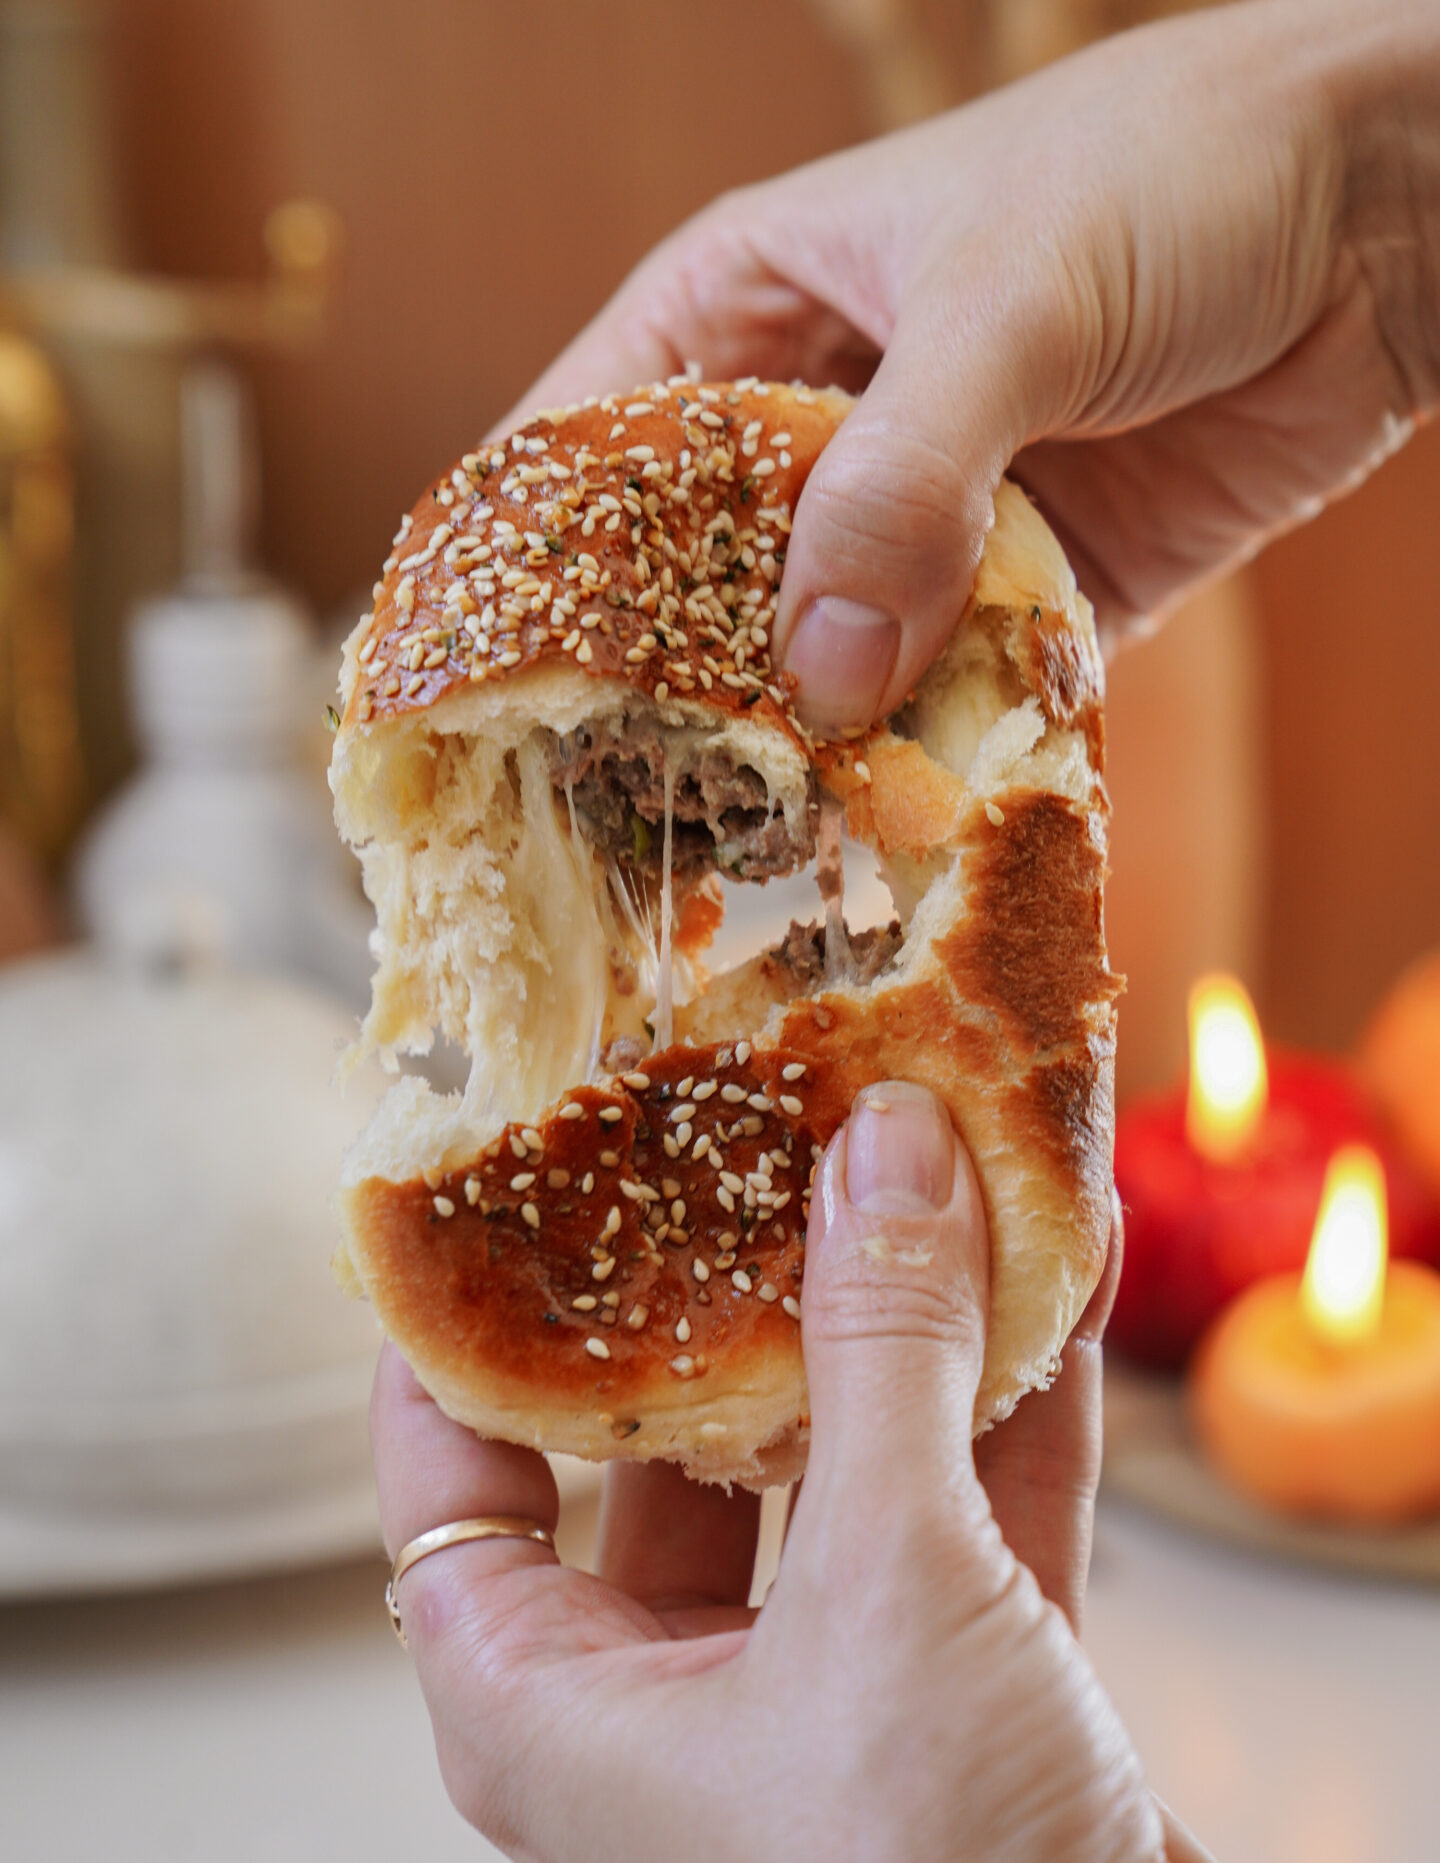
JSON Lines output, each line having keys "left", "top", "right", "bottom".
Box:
{"left": 457, "top": 738, "right": 610, "bottom": 1125}
{"left": 653, "top": 757, "right": 676, "bottom": 1052}
{"left": 818, "top": 793, "right": 855, "bottom": 984}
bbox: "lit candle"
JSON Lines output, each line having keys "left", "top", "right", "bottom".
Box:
{"left": 1189, "top": 1145, "right": 1440, "bottom": 1523}
{"left": 1111, "top": 975, "right": 1440, "bottom": 1369}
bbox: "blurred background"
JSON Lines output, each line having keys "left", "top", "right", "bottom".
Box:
{"left": 3, "top": 2, "right": 1439, "bottom": 1859}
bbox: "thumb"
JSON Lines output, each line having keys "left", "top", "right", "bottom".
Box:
{"left": 793, "top": 1082, "right": 997, "bottom": 1561}
{"left": 774, "top": 278, "right": 1042, "bottom": 733}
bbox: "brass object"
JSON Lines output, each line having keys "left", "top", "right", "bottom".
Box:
{"left": 0, "top": 330, "right": 80, "bottom": 861}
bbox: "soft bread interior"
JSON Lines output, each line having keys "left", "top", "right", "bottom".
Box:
{"left": 334, "top": 482, "right": 1099, "bottom": 1197}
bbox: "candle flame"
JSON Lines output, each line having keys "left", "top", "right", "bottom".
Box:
{"left": 1301, "top": 1145, "right": 1388, "bottom": 1345}
{"left": 1186, "top": 973, "right": 1268, "bottom": 1162}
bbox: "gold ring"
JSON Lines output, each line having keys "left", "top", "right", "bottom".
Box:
{"left": 385, "top": 1515, "right": 556, "bottom": 1645}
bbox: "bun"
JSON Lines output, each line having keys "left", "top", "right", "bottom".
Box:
{"left": 330, "top": 377, "right": 1119, "bottom": 1487}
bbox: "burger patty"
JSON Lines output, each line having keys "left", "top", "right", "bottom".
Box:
{"left": 550, "top": 719, "right": 818, "bottom": 883}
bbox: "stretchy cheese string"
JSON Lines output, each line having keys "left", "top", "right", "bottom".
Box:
{"left": 818, "top": 793, "right": 854, "bottom": 984}
{"left": 653, "top": 756, "right": 676, "bottom": 1052}
{"left": 563, "top": 779, "right": 608, "bottom": 1083}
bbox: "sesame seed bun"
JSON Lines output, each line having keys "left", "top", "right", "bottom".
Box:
{"left": 330, "top": 377, "right": 1119, "bottom": 1487}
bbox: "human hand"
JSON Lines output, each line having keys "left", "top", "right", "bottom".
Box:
{"left": 503, "top": 0, "right": 1440, "bottom": 731}
{"left": 372, "top": 1083, "right": 1207, "bottom": 1861}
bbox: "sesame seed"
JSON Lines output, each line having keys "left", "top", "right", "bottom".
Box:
{"left": 675, "top": 1315, "right": 692, "bottom": 1343}
{"left": 433, "top": 1195, "right": 455, "bottom": 1218}
{"left": 678, "top": 1077, "right": 695, "bottom": 1097}
{"left": 692, "top": 1081, "right": 718, "bottom": 1101}
{"left": 732, "top": 1270, "right": 753, "bottom": 1294}
{"left": 670, "top": 1355, "right": 695, "bottom": 1378}
{"left": 748, "top": 1094, "right": 773, "bottom": 1112}
{"left": 627, "top": 1304, "right": 649, "bottom": 1330}
{"left": 670, "top": 1102, "right": 697, "bottom": 1123}
{"left": 586, "top": 1338, "right": 611, "bottom": 1360}
{"left": 621, "top": 1071, "right": 651, "bottom": 1090}
{"left": 592, "top": 1258, "right": 616, "bottom": 1282}
{"left": 598, "top": 1105, "right": 623, "bottom": 1124}
{"left": 465, "top": 1176, "right": 481, "bottom": 1205}
{"left": 782, "top": 1062, "right": 807, "bottom": 1081}
{"left": 782, "top": 1296, "right": 802, "bottom": 1321}
{"left": 559, "top": 1101, "right": 586, "bottom": 1120}
{"left": 510, "top": 1172, "right": 536, "bottom": 1191}
{"left": 734, "top": 1040, "right": 752, "bottom": 1065}
{"left": 603, "top": 1206, "right": 622, "bottom": 1238}
{"left": 663, "top": 1134, "right": 680, "bottom": 1158}
{"left": 581, "top": 1173, "right": 595, "bottom": 1194}
{"left": 573, "top": 1294, "right": 598, "bottom": 1311}
{"left": 717, "top": 1187, "right": 736, "bottom": 1213}
{"left": 779, "top": 1094, "right": 804, "bottom": 1118}
{"left": 692, "top": 1259, "right": 711, "bottom": 1283}
{"left": 521, "top": 1128, "right": 543, "bottom": 1150}
{"left": 509, "top": 1135, "right": 529, "bottom": 1159}
{"left": 423, "top": 1166, "right": 443, "bottom": 1190}
{"left": 720, "top": 1083, "right": 747, "bottom": 1103}
{"left": 547, "top": 1169, "right": 571, "bottom": 1189}
{"left": 985, "top": 801, "right": 1006, "bottom": 827}
{"left": 719, "top": 1171, "right": 745, "bottom": 1194}
{"left": 599, "top": 1150, "right": 620, "bottom": 1168}
{"left": 758, "top": 1282, "right": 780, "bottom": 1303}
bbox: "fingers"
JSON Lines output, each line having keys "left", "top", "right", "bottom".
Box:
{"left": 772, "top": 251, "right": 1071, "bottom": 732}
{"left": 973, "top": 1193, "right": 1124, "bottom": 1631}
{"left": 596, "top": 1460, "right": 761, "bottom": 1627}
{"left": 370, "top": 1345, "right": 655, "bottom": 1658}
{"left": 371, "top": 1341, "right": 560, "bottom": 1561}
{"left": 783, "top": 1083, "right": 1007, "bottom": 1614}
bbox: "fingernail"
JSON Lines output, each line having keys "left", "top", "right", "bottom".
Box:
{"left": 845, "top": 1081, "right": 955, "bottom": 1214}
{"left": 783, "top": 598, "right": 900, "bottom": 732}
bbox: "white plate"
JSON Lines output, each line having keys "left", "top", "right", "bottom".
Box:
{"left": 0, "top": 1353, "right": 603, "bottom": 1598}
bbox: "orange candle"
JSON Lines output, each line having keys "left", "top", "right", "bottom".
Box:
{"left": 1190, "top": 1145, "right": 1440, "bottom": 1523}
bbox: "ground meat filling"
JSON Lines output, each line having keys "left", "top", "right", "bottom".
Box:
{"left": 551, "top": 720, "right": 818, "bottom": 884}
{"left": 775, "top": 918, "right": 904, "bottom": 988}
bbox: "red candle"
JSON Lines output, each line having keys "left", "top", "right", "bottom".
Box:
{"left": 1111, "top": 975, "right": 1440, "bottom": 1370}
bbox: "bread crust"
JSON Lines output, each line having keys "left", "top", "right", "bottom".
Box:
{"left": 332, "top": 378, "right": 1118, "bottom": 1486}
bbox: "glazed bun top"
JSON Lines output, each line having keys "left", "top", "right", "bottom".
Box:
{"left": 337, "top": 375, "right": 1102, "bottom": 754}
{"left": 338, "top": 378, "right": 857, "bottom": 746}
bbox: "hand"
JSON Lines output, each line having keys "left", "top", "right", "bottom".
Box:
{"left": 372, "top": 1083, "right": 1208, "bottom": 1861}
{"left": 502, "top": 0, "right": 1440, "bottom": 730}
